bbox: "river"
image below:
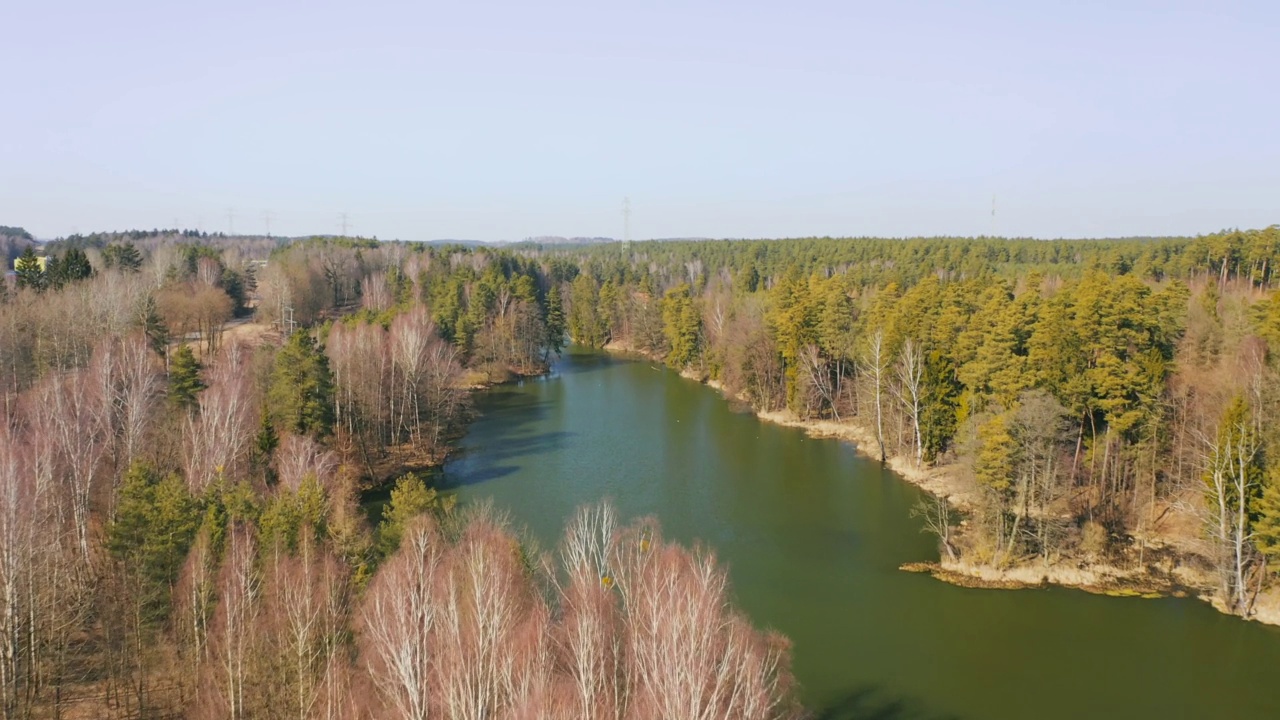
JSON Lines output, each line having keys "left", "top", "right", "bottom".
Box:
{"left": 442, "top": 349, "right": 1280, "bottom": 719}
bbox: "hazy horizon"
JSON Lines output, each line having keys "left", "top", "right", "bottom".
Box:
{"left": 3, "top": 1, "right": 1277, "bottom": 241}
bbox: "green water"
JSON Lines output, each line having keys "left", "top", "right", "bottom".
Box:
{"left": 443, "top": 349, "right": 1280, "bottom": 719}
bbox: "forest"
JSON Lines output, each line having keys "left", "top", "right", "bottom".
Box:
{"left": 0, "top": 233, "right": 793, "bottom": 719}
{"left": 545, "top": 227, "right": 1280, "bottom": 615}
{"left": 0, "top": 225, "right": 1278, "bottom": 717}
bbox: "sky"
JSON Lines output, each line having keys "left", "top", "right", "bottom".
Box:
{"left": 1, "top": 0, "right": 1277, "bottom": 242}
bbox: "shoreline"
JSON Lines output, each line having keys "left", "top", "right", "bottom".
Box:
{"left": 600, "top": 341, "right": 1280, "bottom": 627}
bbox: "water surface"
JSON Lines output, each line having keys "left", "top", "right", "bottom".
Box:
{"left": 445, "top": 349, "right": 1280, "bottom": 719}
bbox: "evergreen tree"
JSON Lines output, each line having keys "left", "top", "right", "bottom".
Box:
{"left": 103, "top": 242, "right": 143, "bottom": 272}
{"left": 544, "top": 285, "right": 566, "bottom": 355}
{"left": 568, "top": 274, "right": 607, "bottom": 347}
{"left": 14, "top": 246, "right": 45, "bottom": 291}
{"left": 598, "top": 280, "right": 623, "bottom": 339}
{"left": 251, "top": 411, "right": 279, "bottom": 483}
{"left": 221, "top": 267, "right": 247, "bottom": 315}
{"left": 168, "top": 344, "right": 205, "bottom": 408}
{"left": 1255, "top": 476, "right": 1280, "bottom": 574}
{"left": 921, "top": 349, "right": 960, "bottom": 461}
{"left": 139, "top": 294, "right": 170, "bottom": 355}
{"left": 42, "top": 254, "right": 62, "bottom": 289}
{"left": 107, "top": 464, "right": 201, "bottom": 622}
{"left": 734, "top": 261, "right": 760, "bottom": 294}
{"left": 376, "top": 473, "right": 453, "bottom": 557}
{"left": 974, "top": 411, "right": 1017, "bottom": 494}
{"left": 53, "top": 247, "right": 93, "bottom": 288}
{"left": 267, "top": 331, "right": 335, "bottom": 437}
{"left": 662, "top": 284, "right": 701, "bottom": 369}
{"left": 259, "top": 475, "right": 328, "bottom": 553}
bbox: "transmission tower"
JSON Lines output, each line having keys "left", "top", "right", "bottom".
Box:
{"left": 339, "top": 212, "right": 350, "bottom": 237}
{"left": 226, "top": 207, "right": 236, "bottom": 236}
{"left": 263, "top": 210, "right": 274, "bottom": 238}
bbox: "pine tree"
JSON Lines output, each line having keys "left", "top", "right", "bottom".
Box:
{"left": 267, "top": 331, "right": 335, "bottom": 437}
{"left": 107, "top": 464, "right": 201, "bottom": 622}
{"left": 734, "top": 261, "right": 760, "bottom": 294}
{"left": 662, "top": 284, "right": 701, "bottom": 369}
{"left": 140, "top": 294, "right": 170, "bottom": 355}
{"left": 168, "top": 344, "right": 205, "bottom": 408}
{"left": 55, "top": 247, "right": 93, "bottom": 287}
{"left": 376, "top": 473, "right": 452, "bottom": 557}
{"left": 568, "top": 274, "right": 607, "bottom": 347}
{"left": 13, "top": 247, "right": 45, "bottom": 291}
{"left": 1254, "top": 476, "right": 1280, "bottom": 574}
{"left": 103, "top": 242, "right": 143, "bottom": 272}
{"left": 544, "top": 285, "right": 566, "bottom": 355}
{"left": 975, "top": 411, "right": 1017, "bottom": 494}
{"left": 251, "top": 412, "right": 279, "bottom": 483}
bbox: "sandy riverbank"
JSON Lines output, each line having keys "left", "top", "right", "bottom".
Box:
{"left": 600, "top": 342, "right": 1280, "bottom": 627}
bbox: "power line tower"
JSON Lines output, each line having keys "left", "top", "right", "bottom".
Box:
{"left": 990, "top": 194, "right": 997, "bottom": 238}
{"left": 263, "top": 210, "right": 274, "bottom": 238}
{"left": 339, "top": 212, "right": 350, "bottom": 237}
{"left": 226, "top": 207, "right": 236, "bottom": 236}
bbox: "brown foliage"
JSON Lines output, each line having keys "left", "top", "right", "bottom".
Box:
{"left": 185, "top": 343, "right": 259, "bottom": 492}
{"left": 358, "top": 506, "right": 798, "bottom": 720}
{"left": 158, "top": 282, "right": 234, "bottom": 356}
{"left": 328, "top": 308, "right": 465, "bottom": 480}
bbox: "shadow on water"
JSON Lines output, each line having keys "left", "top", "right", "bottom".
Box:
{"left": 551, "top": 348, "right": 627, "bottom": 375}
{"left": 813, "top": 686, "right": 960, "bottom": 720}
{"left": 440, "top": 430, "right": 576, "bottom": 489}
{"left": 471, "top": 395, "right": 554, "bottom": 428}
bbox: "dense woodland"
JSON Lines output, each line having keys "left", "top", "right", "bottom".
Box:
{"left": 0, "top": 225, "right": 1278, "bottom": 717}
{"left": 0, "top": 233, "right": 792, "bottom": 719}
{"left": 546, "top": 227, "right": 1280, "bottom": 615}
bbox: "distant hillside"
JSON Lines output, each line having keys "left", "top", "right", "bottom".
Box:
{"left": 0, "top": 226, "right": 33, "bottom": 241}
{"left": 418, "top": 239, "right": 488, "bottom": 247}
{"left": 1, "top": 225, "right": 36, "bottom": 267}
{"left": 516, "top": 236, "right": 618, "bottom": 246}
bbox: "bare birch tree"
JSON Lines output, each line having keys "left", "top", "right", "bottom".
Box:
{"left": 861, "top": 329, "right": 889, "bottom": 463}
{"left": 895, "top": 338, "right": 924, "bottom": 468}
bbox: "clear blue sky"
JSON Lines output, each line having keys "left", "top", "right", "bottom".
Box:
{"left": 2, "top": 0, "right": 1276, "bottom": 241}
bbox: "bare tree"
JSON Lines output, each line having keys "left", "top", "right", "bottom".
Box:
{"left": 558, "top": 505, "right": 626, "bottom": 718}
{"left": 861, "top": 329, "right": 889, "bottom": 463}
{"left": 894, "top": 339, "right": 924, "bottom": 467}
{"left": 360, "top": 518, "right": 442, "bottom": 720}
{"left": 32, "top": 371, "right": 107, "bottom": 563}
{"left": 1199, "top": 396, "right": 1264, "bottom": 612}
{"left": 176, "top": 530, "right": 216, "bottom": 709}
{"left": 0, "top": 423, "right": 30, "bottom": 718}
{"left": 206, "top": 524, "right": 259, "bottom": 720}
{"left": 185, "top": 344, "right": 257, "bottom": 492}
{"left": 612, "top": 516, "right": 793, "bottom": 720}
{"left": 275, "top": 434, "right": 339, "bottom": 494}
{"left": 361, "top": 273, "right": 392, "bottom": 313}
{"left": 264, "top": 544, "right": 349, "bottom": 720}
{"left": 911, "top": 495, "right": 958, "bottom": 562}
{"left": 797, "top": 345, "right": 838, "bottom": 421}
{"left": 92, "top": 333, "right": 163, "bottom": 482}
